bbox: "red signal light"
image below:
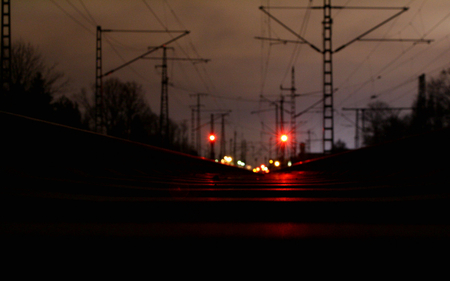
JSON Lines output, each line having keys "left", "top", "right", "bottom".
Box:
{"left": 209, "top": 134, "right": 216, "bottom": 142}
{"left": 280, "top": 134, "right": 288, "bottom": 142}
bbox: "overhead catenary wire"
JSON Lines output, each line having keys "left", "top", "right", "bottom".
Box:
{"left": 260, "top": 0, "right": 272, "bottom": 96}
{"left": 66, "top": 0, "right": 96, "bottom": 27}
{"left": 31, "top": 1, "right": 450, "bottom": 155}
{"left": 279, "top": 0, "right": 313, "bottom": 86}
{"left": 50, "top": 0, "right": 152, "bottom": 85}
{"left": 49, "top": 0, "right": 95, "bottom": 36}
{"left": 141, "top": 0, "right": 214, "bottom": 94}
{"left": 102, "top": 35, "right": 150, "bottom": 82}
{"left": 163, "top": 0, "right": 216, "bottom": 92}
{"left": 336, "top": 6, "right": 404, "bottom": 103}
{"left": 78, "top": 0, "right": 98, "bottom": 26}
{"left": 338, "top": 0, "right": 450, "bottom": 108}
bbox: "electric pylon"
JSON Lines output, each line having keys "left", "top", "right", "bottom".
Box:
{"left": 259, "top": 1, "right": 431, "bottom": 154}
{"left": 95, "top": 26, "right": 189, "bottom": 134}
{"left": 143, "top": 49, "right": 209, "bottom": 144}
{"left": 1, "top": 0, "right": 11, "bottom": 94}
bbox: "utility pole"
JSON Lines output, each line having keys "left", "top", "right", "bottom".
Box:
{"left": 210, "top": 114, "right": 215, "bottom": 160}
{"left": 251, "top": 95, "right": 297, "bottom": 157}
{"left": 229, "top": 137, "right": 232, "bottom": 160}
{"left": 218, "top": 111, "right": 231, "bottom": 160}
{"left": 241, "top": 139, "right": 247, "bottom": 163}
{"left": 95, "top": 26, "right": 103, "bottom": 133}
{"left": 269, "top": 136, "right": 272, "bottom": 160}
{"left": 220, "top": 113, "right": 225, "bottom": 159}
{"left": 259, "top": 2, "right": 431, "bottom": 154}
{"left": 190, "top": 105, "right": 196, "bottom": 148}
{"left": 190, "top": 93, "right": 208, "bottom": 155}
{"left": 355, "top": 109, "right": 359, "bottom": 149}
{"left": 202, "top": 109, "right": 231, "bottom": 159}
{"left": 322, "top": 0, "right": 333, "bottom": 155}
{"left": 233, "top": 130, "right": 237, "bottom": 162}
{"left": 279, "top": 95, "right": 286, "bottom": 161}
{"left": 160, "top": 46, "right": 169, "bottom": 142}
{"left": 258, "top": 95, "right": 291, "bottom": 160}
{"left": 1, "top": 0, "right": 11, "bottom": 95}
{"left": 157, "top": 46, "right": 172, "bottom": 143}
{"left": 144, "top": 49, "right": 209, "bottom": 144}
{"left": 290, "top": 67, "right": 296, "bottom": 157}
{"left": 275, "top": 103, "right": 279, "bottom": 158}
{"left": 280, "top": 67, "right": 298, "bottom": 158}
{"left": 95, "top": 26, "right": 189, "bottom": 134}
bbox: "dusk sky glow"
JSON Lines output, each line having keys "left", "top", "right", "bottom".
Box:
{"left": 12, "top": 0, "right": 450, "bottom": 163}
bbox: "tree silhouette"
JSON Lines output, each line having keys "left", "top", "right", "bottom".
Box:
{"left": 411, "top": 70, "right": 450, "bottom": 132}
{"left": 1, "top": 40, "right": 76, "bottom": 124}
{"left": 79, "top": 78, "right": 159, "bottom": 139}
{"left": 52, "top": 96, "right": 85, "bottom": 129}
{"left": 332, "top": 139, "right": 348, "bottom": 153}
{"left": 78, "top": 77, "right": 197, "bottom": 154}
{"left": 363, "top": 101, "right": 409, "bottom": 146}
{"left": 362, "top": 70, "right": 450, "bottom": 147}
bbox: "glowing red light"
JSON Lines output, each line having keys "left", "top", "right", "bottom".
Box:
{"left": 281, "top": 134, "right": 288, "bottom": 142}
{"left": 209, "top": 134, "right": 216, "bottom": 142}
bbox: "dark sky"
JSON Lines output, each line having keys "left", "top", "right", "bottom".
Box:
{"left": 12, "top": 0, "right": 450, "bottom": 164}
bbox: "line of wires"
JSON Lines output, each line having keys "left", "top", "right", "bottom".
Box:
{"left": 148, "top": 1, "right": 253, "bottom": 138}
{"left": 336, "top": 5, "right": 405, "bottom": 106}
{"left": 141, "top": 0, "right": 215, "bottom": 94}
{"left": 49, "top": 0, "right": 151, "bottom": 83}
{"left": 333, "top": 0, "right": 419, "bottom": 147}
{"left": 337, "top": 0, "right": 450, "bottom": 108}
{"left": 49, "top": 0, "right": 95, "bottom": 36}
{"left": 279, "top": 0, "right": 313, "bottom": 87}
{"left": 139, "top": 0, "right": 234, "bottom": 131}
{"left": 260, "top": 0, "right": 272, "bottom": 97}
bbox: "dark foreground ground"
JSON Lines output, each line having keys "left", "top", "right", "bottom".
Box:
{"left": 2, "top": 111, "right": 450, "bottom": 259}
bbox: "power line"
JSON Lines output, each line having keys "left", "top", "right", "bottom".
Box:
{"left": 348, "top": 32, "right": 450, "bottom": 106}
{"left": 338, "top": 33, "right": 450, "bottom": 107}
{"left": 102, "top": 35, "right": 149, "bottom": 82}
{"left": 142, "top": 0, "right": 214, "bottom": 93}
{"left": 279, "top": 0, "right": 313, "bottom": 86}
{"left": 95, "top": 27, "right": 189, "bottom": 133}
{"left": 338, "top": 1, "right": 450, "bottom": 108}
{"left": 66, "top": 0, "right": 96, "bottom": 27}
{"left": 1, "top": 0, "right": 11, "bottom": 92}
{"left": 49, "top": 0, "right": 94, "bottom": 36}
{"left": 78, "top": 0, "right": 97, "bottom": 26}
{"left": 54, "top": 0, "right": 150, "bottom": 84}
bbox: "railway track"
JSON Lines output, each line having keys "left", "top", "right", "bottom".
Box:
{"left": 2, "top": 111, "right": 450, "bottom": 256}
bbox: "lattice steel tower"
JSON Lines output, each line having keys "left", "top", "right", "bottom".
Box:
{"left": 259, "top": 1, "right": 425, "bottom": 154}
{"left": 159, "top": 46, "right": 170, "bottom": 142}
{"left": 1, "top": 0, "right": 11, "bottom": 94}
{"left": 322, "top": 0, "right": 333, "bottom": 153}
{"left": 95, "top": 26, "right": 103, "bottom": 133}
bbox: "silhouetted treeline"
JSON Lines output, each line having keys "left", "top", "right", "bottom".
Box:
{"left": 0, "top": 40, "right": 85, "bottom": 129}
{"left": 78, "top": 77, "right": 196, "bottom": 154}
{"left": 363, "top": 70, "right": 450, "bottom": 146}
{"left": 1, "top": 40, "right": 197, "bottom": 155}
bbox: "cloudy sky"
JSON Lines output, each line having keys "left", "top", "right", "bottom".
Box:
{"left": 12, "top": 0, "right": 450, "bottom": 163}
